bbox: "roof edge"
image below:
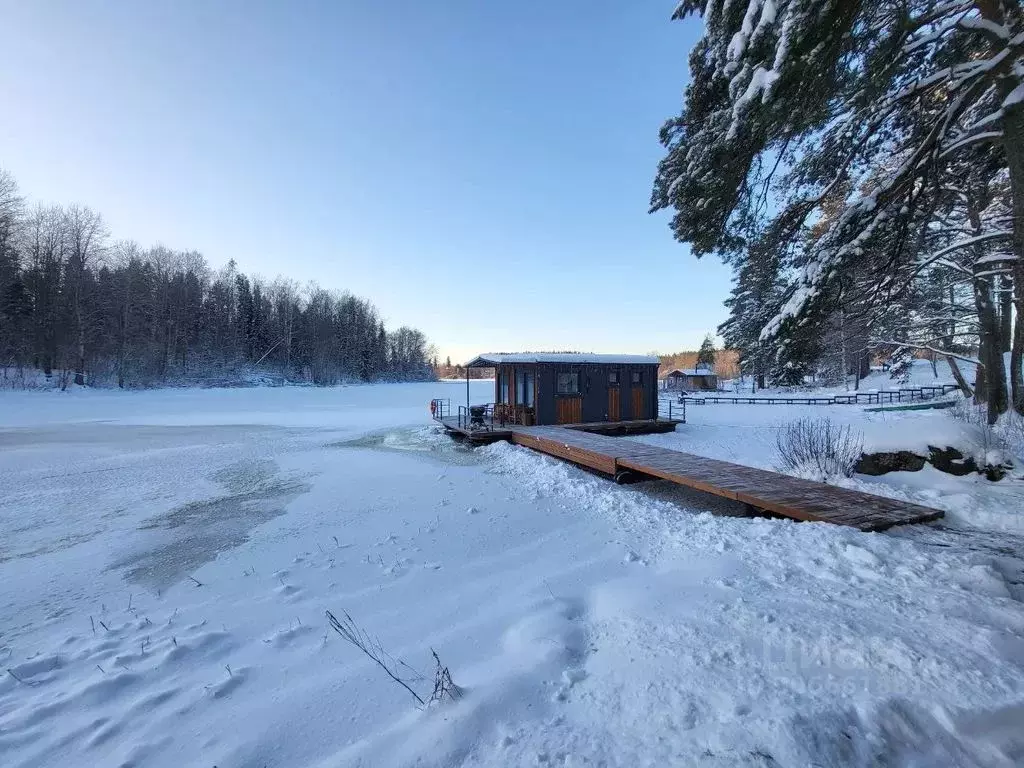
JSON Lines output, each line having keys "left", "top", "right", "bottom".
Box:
{"left": 464, "top": 352, "right": 661, "bottom": 367}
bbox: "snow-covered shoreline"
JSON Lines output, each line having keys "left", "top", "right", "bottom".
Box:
{"left": 2, "top": 380, "right": 1023, "bottom": 766}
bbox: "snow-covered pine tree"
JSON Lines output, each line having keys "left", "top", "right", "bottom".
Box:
{"left": 696, "top": 333, "right": 717, "bottom": 369}
{"left": 652, "top": 0, "right": 1024, "bottom": 413}
{"left": 717, "top": 236, "right": 787, "bottom": 389}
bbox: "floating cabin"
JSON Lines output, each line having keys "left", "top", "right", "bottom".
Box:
{"left": 434, "top": 353, "right": 680, "bottom": 442}
{"left": 663, "top": 367, "right": 719, "bottom": 392}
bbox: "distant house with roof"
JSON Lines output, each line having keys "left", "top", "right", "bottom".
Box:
{"left": 662, "top": 366, "right": 718, "bottom": 392}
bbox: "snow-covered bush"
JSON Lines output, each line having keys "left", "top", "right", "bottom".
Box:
{"left": 950, "top": 399, "right": 1005, "bottom": 458}
{"left": 997, "top": 412, "right": 1024, "bottom": 460}
{"left": 776, "top": 417, "right": 863, "bottom": 481}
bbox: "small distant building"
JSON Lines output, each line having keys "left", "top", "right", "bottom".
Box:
{"left": 462, "top": 353, "right": 661, "bottom": 425}
{"left": 663, "top": 367, "right": 718, "bottom": 391}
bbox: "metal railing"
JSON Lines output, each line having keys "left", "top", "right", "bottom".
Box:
{"left": 672, "top": 383, "right": 960, "bottom": 407}
{"left": 491, "top": 404, "right": 537, "bottom": 426}
{"left": 657, "top": 397, "right": 686, "bottom": 423}
{"left": 430, "top": 398, "right": 451, "bottom": 421}
{"left": 434, "top": 399, "right": 539, "bottom": 431}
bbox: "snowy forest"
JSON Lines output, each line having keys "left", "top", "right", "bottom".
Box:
{"left": 652, "top": 0, "right": 1024, "bottom": 423}
{"left": 0, "top": 170, "right": 434, "bottom": 388}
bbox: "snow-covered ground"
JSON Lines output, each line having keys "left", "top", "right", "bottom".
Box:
{"left": 2, "top": 381, "right": 1024, "bottom": 767}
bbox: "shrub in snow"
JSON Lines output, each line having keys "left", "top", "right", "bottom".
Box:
{"left": 995, "top": 412, "right": 1024, "bottom": 464}
{"left": 776, "top": 417, "right": 863, "bottom": 481}
{"left": 950, "top": 400, "right": 1020, "bottom": 476}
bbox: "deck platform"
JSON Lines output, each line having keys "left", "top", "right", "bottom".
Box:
{"left": 437, "top": 416, "right": 512, "bottom": 443}
{"left": 502, "top": 425, "right": 943, "bottom": 532}
{"left": 438, "top": 416, "right": 680, "bottom": 444}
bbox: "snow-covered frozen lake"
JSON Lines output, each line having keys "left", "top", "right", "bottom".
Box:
{"left": 2, "top": 382, "right": 1023, "bottom": 767}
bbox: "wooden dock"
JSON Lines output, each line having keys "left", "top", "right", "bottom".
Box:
{"left": 437, "top": 416, "right": 680, "bottom": 444}
{"left": 504, "top": 425, "right": 943, "bottom": 532}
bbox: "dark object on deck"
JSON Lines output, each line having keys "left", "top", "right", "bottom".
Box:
{"left": 469, "top": 405, "right": 487, "bottom": 427}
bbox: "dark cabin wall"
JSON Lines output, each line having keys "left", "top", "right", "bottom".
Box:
{"left": 580, "top": 364, "right": 606, "bottom": 423}
{"left": 649, "top": 364, "right": 658, "bottom": 418}
{"left": 536, "top": 364, "right": 556, "bottom": 425}
{"left": 495, "top": 361, "right": 659, "bottom": 425}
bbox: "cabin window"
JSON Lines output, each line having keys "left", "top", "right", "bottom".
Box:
{"left": 499, "top": 370, "right": 510, "bottom": 403}
{"left": 631, "top": 371, "right": 642, "bottom": 385}
{"left": 556, "top": 372, "right": 579, "bottom": 395}
{"left": 516, "top": 369, "right": 535, "bottom": 407}
{"left": 608, "top": 370, "right": 619, "bottom": 386}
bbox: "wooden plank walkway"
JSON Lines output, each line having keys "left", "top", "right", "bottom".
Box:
{"left": 507, "top": 425, "right": 944, "bottom": 532}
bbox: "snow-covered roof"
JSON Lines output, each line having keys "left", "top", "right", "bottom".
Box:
{"left": 465, "top": 352, "right": 660, "bottom": 367}
{"left": 663, "top": 367, "right": 716, "bottom": 377}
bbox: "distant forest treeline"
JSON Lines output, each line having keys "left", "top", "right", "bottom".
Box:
{"left": 435, "top": 357, "right": 492, "bottom": 379}
{"left": 0, "top": 170, "right": 434, "bottom": 388}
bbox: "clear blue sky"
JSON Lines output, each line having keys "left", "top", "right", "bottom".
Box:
{"left": 1, "top": 1, "right": 730, "bottom": 363}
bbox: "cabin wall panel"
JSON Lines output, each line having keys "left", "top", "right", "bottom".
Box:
{"left": 536, "top": 365, "right": 557, "bottom": 425}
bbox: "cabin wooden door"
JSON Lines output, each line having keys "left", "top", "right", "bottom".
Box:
{"left": 555, "top": 397, "right": 582, "bottom": 425}
{"left": 631, "top": 386, "right": 644, "bottom": 420}
{"left": 608, "top": 387, "right": 620, "bottom": 421}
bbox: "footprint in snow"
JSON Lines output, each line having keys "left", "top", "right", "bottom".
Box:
{"left": 264, "top": 623, "right": 314, "bottom": 649}
{"left": 384, "top": 558, "right": 412, "bottom": 577}
{"left": 208, "top": 666, "right": 247, "bottom": 699}
{"left": 623, "top": 550, "right": 647, "bottom": 566}
{"left": 553, "top": 667, "right": 587, "bottom": 702}
{"left": 275, "top": 582, "right": 303, "bottom": 601}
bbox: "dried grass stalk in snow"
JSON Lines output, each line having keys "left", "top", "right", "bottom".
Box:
{"left": 776, "top": 417, "right": 863, "bottom": 480}
{"left": 428, "top": 649, "right": 464, "bottom": 704}
{"left": 326, "top": 609, "right": 462, "bottom": 708}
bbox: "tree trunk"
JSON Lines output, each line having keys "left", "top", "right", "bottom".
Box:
{"left": 974, "top": 269, "right": 1007, "bottom": 423}
{"left": 946, "top": 356, "right": 973, "bottom": 399}
{"left": 74, "top": 301, "right": 85, "bottom": 386}
{"left": 1013, "top": 278, "right": 1024, "bottom": 412}
{"left": 999, "top": 275, "right": 1012, "bottom": 353}
{"left": 949, "top": 282, "right": 957, "bottom": 346}
{"left": 999, "top": 84, "right": 1024, "bottom": 413}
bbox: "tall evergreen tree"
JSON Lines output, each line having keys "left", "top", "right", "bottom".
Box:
{"left": 652, "top": 0, "right": 1024, "bottom": 413}
{"left": 696, "top": 334, "right": 717, "bottom": 369}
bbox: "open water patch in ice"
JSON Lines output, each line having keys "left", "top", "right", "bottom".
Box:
{"left": 329, "top": 425, "right": 487, "bottom": 466}
{"left": 109, "top": 458, "right": 311, "bottom": 589}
